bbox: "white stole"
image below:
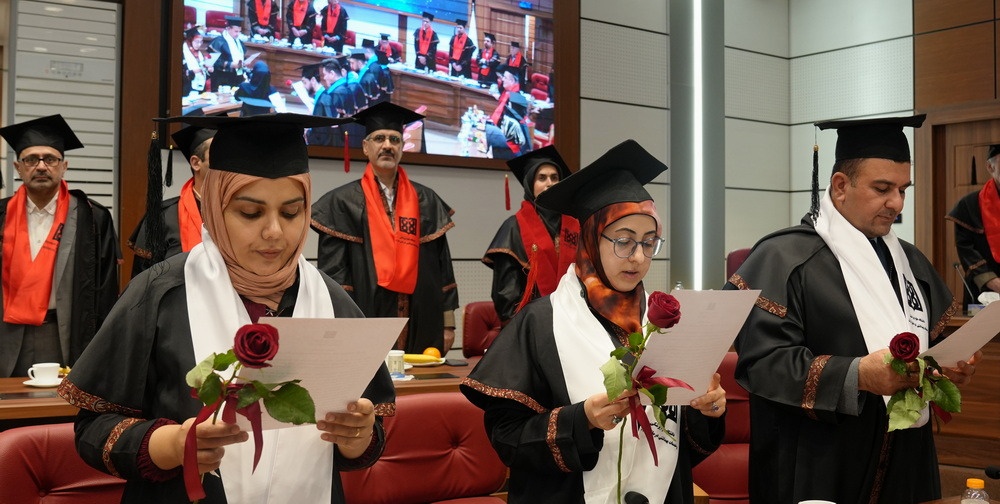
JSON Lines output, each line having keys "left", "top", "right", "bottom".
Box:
{"left": 222, "top": 31, "right": 245, "bottom": 74}
{"left": 550, "top": 266, "right": 679, "bottom": 504}
{"left": 186, "top": 228, "right": 336, "bottom": 502}
{"left": 182, "top": 42, "right": 206, "bottom": 91}
{"left": 813, "top": 188, "right": 930, "bottom": 427}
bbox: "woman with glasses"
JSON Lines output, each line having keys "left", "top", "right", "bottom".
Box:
{"left": 461, "top": 140, "right": 726, "bottom": 504}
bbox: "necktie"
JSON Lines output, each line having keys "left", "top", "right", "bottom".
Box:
{"left": 870, "top": 237, "right": 903, "bottom": 309}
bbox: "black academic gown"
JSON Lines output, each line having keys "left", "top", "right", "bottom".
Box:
{"left": 946, "top": 188, "right": 1000, "bottom": 306}
{"left": 461, "top": 298, "right": 723, "bottom": 504}
{"left": 208, "top": 35, "right": 246, "bottom": 91}
{"left": 127, "top": 196, "right": 182, "bottom": 279}
{"left": 284, "top": 3, "right": 317, "bottom": 42}
{"left": 318, "top": 5, "right": 349, "bottom": 52}
{"left": 447, "top": 34, "right": 476, "bottom": 78}
{"left": 247, "top": 0, "right": 278, "bottom": 39}
{"left": 58, "top": 253, "right": 394, "bottom": 504}
{"left": 725, "top": 216, "right": 958, "bottom": 504}
{"left": 412, "top": 28, "right": 439, "bottom": 71}
{"left": 0, "top": 190, "right": 120, "bottom": 376}
{"left": 311, "top": 178, "right": 459, "bottom": 354}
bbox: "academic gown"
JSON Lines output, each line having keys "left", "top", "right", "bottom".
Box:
{"left": 946, "top": 189, "right": 1000, "bottom": 306}
{"left": 247, "top": 0, "right": 278, "bottom": 39}
{"left": 311, "top": 179, "right": 459, "bottom": 354}
{"left": 0, "top": 190, "right": 120, "bottom": 377}
{"left": 412, "top": 28, "right": 439, "bottom": 71}
{"left": 482, "top": 207, "right": 564, "bottom": 322}
{"left": 58, "top": 253, "right": 395, "bottom": 504}
{"left": 284, "top": 3, "right": 317, "bottom": 42}
{"left": 448, "top": 35, "right": 476, "bottom": 79}
{"left": 461, "top": 297, "right": 723, "bottom": 504}
{"left": 127, "top": 196, "right": 182, "bottom": 279}
{"left": 208, "top": 36, "right": 246, "bottom": 91}
{"left": 318, "top": 5, "right": 349, "bottom": 52}
{"left": 725, "top": 216, "right": 958, "bottom": 504}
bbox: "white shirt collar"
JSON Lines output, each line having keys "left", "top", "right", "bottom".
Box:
{"left": 27, "top": 194, "right": 58, "bottom": 215}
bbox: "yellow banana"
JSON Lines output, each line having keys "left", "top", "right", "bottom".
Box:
{"left": 403, "top": 353, "right": 441, "bottom": 363}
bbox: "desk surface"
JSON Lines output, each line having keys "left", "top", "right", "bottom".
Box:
{"left": 0, "top": 376, "right": 76, "bottom": 422}
{"left": 394, "top": 357, "right": 476, "bottom": 396}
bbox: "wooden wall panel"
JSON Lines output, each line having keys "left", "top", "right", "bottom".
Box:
{"left": 914, "top": 0, "right": 993, "bottom": 33}
{"left": 915, "top": 23, "right": 995, "bottom": 109}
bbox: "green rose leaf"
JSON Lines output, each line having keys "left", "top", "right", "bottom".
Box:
{"left": 643, "top": 384, "right": 668, "bottom": 406}
{"left": 931, "top": 377, "right": 962, "bottom": 413}
{"left": 213, "top": 350, "right": 239, "bottom": 371}
{"left": 889, "top": 358, "right": 908, "bottom": 376}
{"left": 197, "top": 373, "right": 223, "bottom": 405}
{"left": 653, "top": 405, "right": 667, "bottom": 431}
{"left": 263, "top": 382, "right": 316, "bottom": 425}
{"left": 628, "top": 331, "right": 644, "bottom": 349}
{"left": 886, "top": 389, "right": 924, "bottom": 431}
{"left": 237, "top": 382, "right": 265, "bottom": 409}
{"left": 186, "top": 352, "right": 218, "bottom": 389}
{"left": 609, "top": 346, "right": 629, "bottom": 360}
{"left": 601, "top": 357, "right": 629, "bottom": 401}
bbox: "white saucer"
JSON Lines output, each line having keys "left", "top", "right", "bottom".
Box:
{"left": 23, "top": 378, "right": 62, "bottom": 388}
{"left": 391, "top": 374, "right": 415, "bottom": 382}
{"left": 404, "top": 363, "right": 413, "bottom": 370}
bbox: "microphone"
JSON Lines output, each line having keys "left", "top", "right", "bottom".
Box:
{"left": 954, "top": 263, "right": 976, "bottom": 301}
{"left": 986, "top": 465, "right": 1000, "bottom": 479}
{"left": 624, "top": 491, "right": 649, "bottom": 504}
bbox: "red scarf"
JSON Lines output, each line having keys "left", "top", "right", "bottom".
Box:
{"left": 291, "top": 0, "right": 308, "bottom": 27}
{"left": 361, "top": 164, "right": 420, "bottom": 294}
{"left": 418, "top": 27, "right": 434, "bottom": 54}
{"left": 514, "top": 200, "right": 579, "bottom": 312}
{"left": 324, "top": 4, "right": 341, "bottom": 34}
{"left": 509, "top": 52, "right": 522, "bottom": 67}
{"left": 490, "top": 90, "right": 509, "bottom": 126}
{"left": 451, "top": 33, "right": 468, "bottom": 60}
{"left": 479, "top": 47, "right": 494, "bottom": 76}
{"left": 255, "top": 0, "right": 271, "bottom": 26}
{"left": 178, "top": 178, "right": 203, "bottom": 252}
{"left": 2, "top": 181, "right": 70, "bottom": 325}
{"left": 979, "top": 178, "right": 1000, "bottom": 262}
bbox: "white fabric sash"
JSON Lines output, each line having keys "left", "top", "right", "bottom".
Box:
{"left": 813, "top": 188, "right": 930, "bottom": 427}
{"left": 186, "top": 228, "right": 336, "bottom": 503}
{"left": 550, "top": 266, "right": 679, "bottom": 504}
{"left": 182, "top": 43, "right": 206, "bottom": 91}
{"left": 222, "top": 32, "right": 245, "bottom": 75}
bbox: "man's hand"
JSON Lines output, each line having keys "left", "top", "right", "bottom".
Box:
{"left": 443, "top": 328, "right": 455, "bottom": 354}
{"left": 937, "top": 351, "right": 981, "bottom": 388}
{"left": 858, "top": 349, "right": 919, "bottom": 396}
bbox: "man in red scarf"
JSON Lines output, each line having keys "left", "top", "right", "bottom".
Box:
{"left": 285, "top": 0, "right": 316, "bottom": 44}
{"left": 0, "top": 115, "right": 119, "bottom": 377}
{"left": 312, "top": 102, "right": 459, "bottom": 355}
{"left": 247, "top": 0, "right": 278, "bottom": 39}
{"left": 947, "top": 143, "right": 1000, "bottom": 307}
{"left": 319, "top": 0, "right": 350, "bottom": 53}
{"left": 477, "top": 32, "right": 501, "bottom": 87}
{"left": 412, "top": 11, "right": 439, "bottom": 72}
{"left": 128, "top": 124, "right": 216, "bottom": 278}
{"left": 447, "top": 18, "right": 476, "bottom": 79}
{"left": 505, "top": 40, "right": 530, "bottom": 89}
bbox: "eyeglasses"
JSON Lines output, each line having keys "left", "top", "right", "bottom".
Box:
{"left": 601, "top": 234, "right": 664, "bottom": 258}
{"left": 18, "top": 155, "right": 63, "bottom": 167}
{"left": 365, "top": 133, "right": 402, "bottom": 145}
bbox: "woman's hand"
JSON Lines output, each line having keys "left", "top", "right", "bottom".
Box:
{"left": 317, "top": 398, "right": 376, "bottom": 459}
{"left": 584, "top": 391, "right": 632, "bottom": 430}
{"left": 690, "top": 372, "right": 726, "bottom": 418}
{"left": 149, "top": 418, "right": 248, "bottom": 474}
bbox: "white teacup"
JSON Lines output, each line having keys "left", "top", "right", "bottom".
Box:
{"left": 28, "top": 362, "right": 61, "bottom": 383}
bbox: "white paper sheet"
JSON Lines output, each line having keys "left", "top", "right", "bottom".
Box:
{"left": 635, "top": 289, "right": 760, "bottom": 405}
{"left": 290, "top": 80, "right": 314, "bottom": 111}
{"left": 920, "top": 301, "right": 1000, "bottom": 368}
{"left": 237, "top": 317, "right": 407, "bottom": 430}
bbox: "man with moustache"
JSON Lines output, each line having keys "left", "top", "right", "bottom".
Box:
{"left": 0, "top": 115, "right": 119, "bottom": 377}
{"left": 311, "top": 103, "right": 458, "bottom": 355}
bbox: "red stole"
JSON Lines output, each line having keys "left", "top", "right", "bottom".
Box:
{"left": 178, "top": 178, "right": 203, "bottom": 252}
{"left": 361, "top": 164, "right": 420, "bottom": 294}
{"left": 418, "top": 27, "right": 434, "bottom": 54}
{"left": 451, "top": 33, "right": 467, "bottom": 60}
{"left": 2, "top": 182, "right": 70, "bottom": 325}
{"left": 324, "top": 4, "right": 341, "bottom": 34}
{"left": 291, "top": 0, "right": 307, "bottom": 27}
{"left": 979, "top": 178, "right": 1000, "bottom": 262}
{"left": 255, "top": 0, "right": 272, "bottom": 26}
{"left": 509, "top": 52, "right": 522, "bottom": 68}
{"left": 490, "top": 90, "right": 510, "bottom": 126}
{"left": 479, "top": 47, "right": 494, "bottom": 76}
{"left": 514, "top": 201, "right": 579, "bottom": 312}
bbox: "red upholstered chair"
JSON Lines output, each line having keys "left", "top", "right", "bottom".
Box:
{"left": 341, "top": 392, "right": 507, "bottom": 503}
{"left": 530, "top": 87, "right": 549, "bottom": 102}
{"left": 389, "top": 41, "right": 404, "bottom": 62}
{"left": 436, "top": 50, "right": 449, "bottom": 72}
{"left": 692, "top": 352, "right": 750, "bottom": 504}
{"left": 183, "top": 6, "right": 197, "bottom": 29}
{"left": 725, "top": 248, "right": 752, "bottom": 281}
{"left": 529, "top": 72, "right": 549, "bottom": 93}
{"left": 0, "top": 423, "right": 125, "bottom": 503}
{"left": 205, "top": 10, "right": 233, "bottom": 33}
{"left": 344, "top": 29, "right": 356, "bottom": 47}
{"left": 462, "top": 301, "right": 502, "bottom": 358}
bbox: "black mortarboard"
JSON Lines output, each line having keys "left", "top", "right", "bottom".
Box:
{"left": 505, "top": 91, "right": 528, "bottom": 117}
{"left": 297, "top": 62, "right": 322, "bottom": 80}
{"left": 225, "top": 15, "right": 243, "bottom": 27}
{"left": 380, "top": 33, "right": 391, "bottom": 40}
{"left": 184, "top": 26, "right": 203, "bottom": 39}
{"left": 535, "top": 139, "right": 667, "bottom": 221}
{"left": 349, "top": 48, "right": 367, "bottom": 62}
{"left": 815, "top": 114, "right": 925, "bottom": 163}
{"left": 988, "top": 144, "right": 1000, "bottom": 160}
{"left": 483, "top": 32, "right": 495, "bottom": 42}
{"left": 511, "top": 41, "right": 520, "bottom": 48}
{"left": 171, "top": 125, "right": 216, "bottom": 160}
{"left": 352, "top": 102, "right": 424, "bottom": 135}
{"left": 422, "top": 11, "right": 434, "bottom": 21}
{"left": 455, "top": 19, "right": 466, "bottom": 27}
{"left": 156, "top": 113, "right": 349, "bottom": 177}
{"left": 508, "top": 145, "right": 571, "bottom": 187}
{"left": 0, "top": 114, "right": 84, "bottom": 156}
{"left": 362, "top": 39, "right": 375, "bottom": 48}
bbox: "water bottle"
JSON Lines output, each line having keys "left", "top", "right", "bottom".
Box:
{"left": 962, "top": 478, "right": 990, "bottom": 504}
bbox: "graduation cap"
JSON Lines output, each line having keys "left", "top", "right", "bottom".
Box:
{"left": 988, "top": 144, "right": 1000, "bottom": 160}
{"left": 362, "top": 39, "right": 375, "bottom": 48}
{"left": 421, "top": 11, "right": 434, "bottom": 21}
{"left": 505, "top": 91, "right": 528, "bottom": 117}
{"left": 535, "top": 139, "right": 667, "bottom": 222}
{"left": 380, "top": 33, "right": 391, "bottom": 41}
{"left": 184, "top": 26, "right": 203, "bottom": 39}
{"left": 349, "top": 48, "right": 368, "bottom": 62}
{"left": 483, "top": 32, "right": 495, "bottom": 42}
{"left": 352, "top": 102, "right": 424, "bottom": 135}
{"left": 156, "top": 113, "right": 349, "bottom": 178}
{"left": 510, "top": 41, "right": 521, "bottom": 48}
{"left": 225, "top": 15, "right": 244, "bottom": 27}
{"left": 503, "top": 145, "right": 572, "bottom": 207}
{"left": 297, "top": 62, "right": 322, "bottom": 80}
{"left": 0, "top": 114, "right": 84, "bottom": 157}
{"left": 171, "top": 125, "right": 216, "bottom": 161}
{"left": 455, "top": 18, "right": 467, "bottom": 27}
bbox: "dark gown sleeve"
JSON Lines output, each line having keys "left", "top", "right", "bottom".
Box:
{"left": 490, "top": 252, "right": 527, "bottom": 323}
{"left": 948, "top": 192, "right": 997, "bottom": 295}
{"left": 92, "top": 200, "right": 122, "bottom": 327}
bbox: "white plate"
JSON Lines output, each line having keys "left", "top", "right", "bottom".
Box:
{"left": 23, "top": 378, "right": 62, "bottom": 388}
{"left": 409, "top": 358, "right": 446, "bottom": 367}
{"left": 404, "top": 363, "right": 413, "bottom": 370}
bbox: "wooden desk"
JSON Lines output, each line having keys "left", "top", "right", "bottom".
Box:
{"left": 394, "top": 357, "right": 477, "bottom": 396}
{"left": 389, "top": 68, "right": 498, "bottom": 132}
{"left": 0, "top": 377, "right": 76, "bottom": 430}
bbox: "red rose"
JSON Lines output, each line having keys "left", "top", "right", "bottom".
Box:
{"left": 889, "top": 331, "right": 920, "bottom": 362}
{"left": 647, "top": 291, "right": 681, "bottom": 329}
{"left": 233, "top": 323, "right": 280, "bottom": 368}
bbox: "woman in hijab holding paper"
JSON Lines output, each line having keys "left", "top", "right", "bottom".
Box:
{"left": 461, "top": 140, "right": 726, "bottom": 504}
{"left": 58, "top": 114, "right": 394, "bottom": 504}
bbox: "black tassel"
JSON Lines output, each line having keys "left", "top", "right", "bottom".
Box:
{"left": 971, "top": 155, "right": 978, "bottom": 186}
{"left": 809, "top": 144, "right": 820, "bottom": 223}
{"left": 144, "top": 130, "right": 167, "bottom": 264}
{"left": 165, "top": 144, "right": 174, "bottom": 187}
